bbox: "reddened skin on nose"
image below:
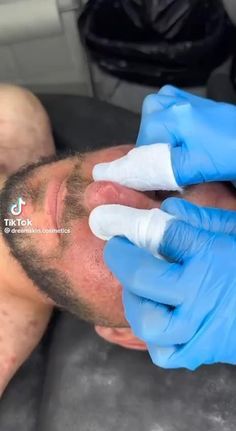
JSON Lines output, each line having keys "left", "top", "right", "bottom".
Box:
{"left": 84, "top": 181, "right": 160, "bottom": 211}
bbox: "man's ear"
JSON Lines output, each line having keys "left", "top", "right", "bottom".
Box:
{"left": 94, "top": 325, "right": 147, "bottom": 351}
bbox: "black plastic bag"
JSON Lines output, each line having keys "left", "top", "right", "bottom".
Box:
{"left": 230, "top": 52, "right": 236, "bottom": 92}
{"left": 79, "top": 0, "right": 234, "bottom": 87}
{"left": 120, "top": 0, "right": 199, "bottom": 39}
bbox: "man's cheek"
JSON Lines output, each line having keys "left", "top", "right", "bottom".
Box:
{"left": 61, "top": 220, "right": 122, "bottom": 300}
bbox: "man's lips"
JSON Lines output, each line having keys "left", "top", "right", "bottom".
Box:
{"left": 45, "top": 177, "right": 67, "bottom": 230}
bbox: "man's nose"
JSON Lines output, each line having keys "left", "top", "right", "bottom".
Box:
{"left": 84, "top": 181, "right": 161, "bottom": 211}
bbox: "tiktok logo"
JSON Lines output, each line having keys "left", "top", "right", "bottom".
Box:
{"left": 10, "top": 197, "right": 26, "bottom": 216}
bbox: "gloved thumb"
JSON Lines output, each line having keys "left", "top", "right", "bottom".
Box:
{"left": 160, "top": 218, "right": 212, "bottom": 262}
{"left": 161, "top": 198, "right": 236, "bottom": 235}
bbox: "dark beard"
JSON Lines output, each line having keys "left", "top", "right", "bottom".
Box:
{"left": 0, "top": 153, "right": 98, "bottom": 323}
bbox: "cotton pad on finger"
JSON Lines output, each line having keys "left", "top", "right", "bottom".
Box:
{"left": 89, "top": 204, "right": 175, "bottom": 257}
{"left": 93, "top": 144, "right": 182, "bottom": 192}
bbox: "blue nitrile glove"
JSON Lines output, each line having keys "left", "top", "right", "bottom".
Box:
{"left": 92, "top": 85, "right": 236, "bottom": 190}
{"left": 89, "top": 199, "right": 236, "bottom": 370}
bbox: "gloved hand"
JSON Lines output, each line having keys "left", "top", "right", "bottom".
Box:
{"left": 89, "top": 199, "right": 236, "bottom": 369}
{"left": 93, "top": 85, "right": 236, "bottom": 190}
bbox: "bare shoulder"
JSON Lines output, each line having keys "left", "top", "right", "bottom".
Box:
{"left": 0, "top": 84, "right": 55, "bottom": 175}
{"left": 0, "top": 291, "right": 53, "bottom": 397}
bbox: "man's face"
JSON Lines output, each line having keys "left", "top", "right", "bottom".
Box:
{"left": 1, "top": 145, "right": 236, "bottom": 327}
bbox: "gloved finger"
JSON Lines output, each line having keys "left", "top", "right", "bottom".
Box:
{"left": 123, "top": 288, "right": 178, "bottom": 345}
{"left": 124, "top": 288, "right": 198, "bottom": 346}
{"left": 149, "top": 323, "right": 213, "bottom": 370}
{"left": 158, "top": 84, "right": 211, "bottom": 106}
{"left": 141, "top": 93, "right": 184, "bottom": 115}
{"left": 147, "top": 343, "right": 178, "bottom": 369}
{"left": 161, "top": 198, "right": 236, "bottom": 235}
{"left": 92, "top": 143, "right": 182, "bottom": 192}
{"left": 136, "top": 105, "right": 179, "bottom": 146}
{"left": 160, "top": 218, "right": 211, "bottom": 262}
{"left": 154, "top": 346, "right": 202, "bottom": 370}
{"left": 123, "top": 260, "right": 203, "bottom": 346}
{"left": 162, "top": 305, "right": 228, "bottom": 370}
{"left": 89, "top": 204, "right": 174, "bottom": 257}
{"left": 152, "top": 285, "right": 236, "bottom": 370}
{"left": 136, "top": 118, "right": 173, "bottom": 146}
{"left": 151, "top": 304, "right": 205, "bottom": 346}
{"left": 107, "top": 237, "right": 183, "bottom": 306}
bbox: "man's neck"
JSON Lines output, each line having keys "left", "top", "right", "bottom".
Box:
{"left": 0, "top": 230, "right": 53, "bottom": 397}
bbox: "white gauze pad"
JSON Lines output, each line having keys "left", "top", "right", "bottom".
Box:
{"left": 89, "top": 204, "right": 175, "bottom": 258}
{"left": 93, "top": 143, "right": 182, "bottom": 192}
